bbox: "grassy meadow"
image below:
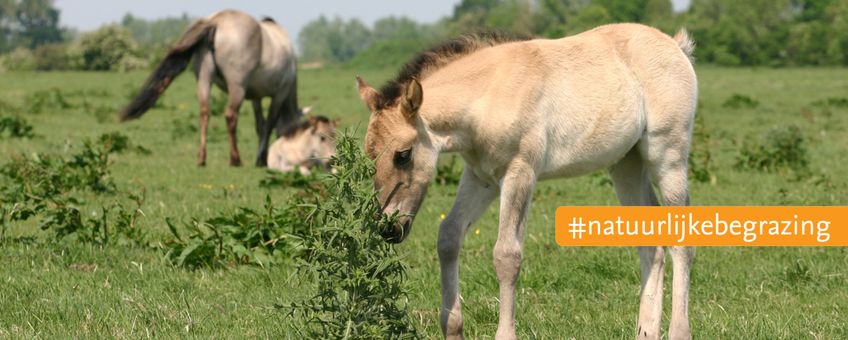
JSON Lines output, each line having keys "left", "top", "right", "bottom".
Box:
{"left": 0, "top": 66, "right": 847, "bottom": 338}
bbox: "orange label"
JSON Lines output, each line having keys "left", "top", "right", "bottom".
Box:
{"left": 555, "top": 206, "right": 848, "bottom": 246}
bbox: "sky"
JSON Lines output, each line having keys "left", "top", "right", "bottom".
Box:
{"left": 54, "top": 0, "right": 692, "bottom": 42}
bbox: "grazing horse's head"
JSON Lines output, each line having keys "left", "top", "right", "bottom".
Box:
{"left": 357, "top": 76, "right": 434, "bottom": 243}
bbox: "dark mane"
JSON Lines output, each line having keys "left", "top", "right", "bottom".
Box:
{"left": 261, "top": 16, "right": 276, "bottom": 23}
{"left": 377, "top": 30, "right": 534, "bottom": 109}
{"left": 281, "top": 115, "right": 331, "bottom": 139}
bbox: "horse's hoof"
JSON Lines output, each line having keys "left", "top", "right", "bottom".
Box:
{"left": 230, "top": 159, "right": 242, "bottom": 167}
{"left": 197, "top": 160, "right": 206, "bottom": 167}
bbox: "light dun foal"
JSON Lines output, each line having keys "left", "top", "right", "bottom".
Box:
{"left": 358, "top": 23, "right": 697, "bottom": 339}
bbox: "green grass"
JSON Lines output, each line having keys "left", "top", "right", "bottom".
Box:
{"left": 1, "top": 65, "right": 847, "bottom": 338}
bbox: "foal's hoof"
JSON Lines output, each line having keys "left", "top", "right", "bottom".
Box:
{"left": 230, "top": 158, "right": 242, "bottom": 167}
{"left": 197, "top": 160, "right": 206, "bottom": 167}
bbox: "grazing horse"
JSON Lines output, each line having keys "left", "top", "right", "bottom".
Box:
{"left": 120, "top": 9, "right": 302, "bottom": 167}
{"left": 357, "top": 23, "right": 697, "bottom": 340}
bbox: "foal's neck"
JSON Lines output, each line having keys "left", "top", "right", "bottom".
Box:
{"left": 419, "top": 82, "right": 480, "bottom": 155}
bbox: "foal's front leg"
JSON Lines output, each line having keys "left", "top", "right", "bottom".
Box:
{"left": 439, "top": 169, "right": 498, "bottom": 339}
{"left": 494, "top": 164, "right": 535, "bottom": 340}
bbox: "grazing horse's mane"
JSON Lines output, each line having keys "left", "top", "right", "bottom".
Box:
{"left": 377, "top": 30, "right": 534, "bottom": 110}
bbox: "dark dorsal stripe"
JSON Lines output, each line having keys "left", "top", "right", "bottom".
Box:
{"left": 377, "top": 30, "right": 534, "bottom": 110}
{"left": 261, "top": 16, "right": 276, "bottom": 23}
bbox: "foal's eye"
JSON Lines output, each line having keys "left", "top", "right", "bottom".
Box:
{"left": 320, "top": 136, "right": 326, "bottom": 142}
{"left": 394, "top": 149, "right": 412, "bottom": 167}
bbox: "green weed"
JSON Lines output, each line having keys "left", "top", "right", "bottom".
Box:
{"left": 722, "top": 94, "right": 759, "bottom": 109}
{"left": 434, "top": 155, "right": 462, "bottom": 186}
{"left": 735, "top": 125, "right": 809, "bottom": 173}
{"left": 162, "top": 195, "right": 298, "bottom": 269}
{"left": 689, "top": 110, "right": 715, "bottom": 183}
{"left": 0, "top": 114, "right": 35, "bottom": 138}
{"left": 259, "top": 170, "right": 320, "bottom": 189}
{"left": 811, "top": 97, "right": 848, "bottom": 108}
{"left": 287, "top": 132, "right": 419, "bottom": 339}
{"left": 26, "top": 87, "right": 72, "bottom": 114}
{"left": 0, "top": 133, "right": 147, "bottom": 243}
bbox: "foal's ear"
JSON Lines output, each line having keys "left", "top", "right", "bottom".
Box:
{"left": 401, "top": 79, "right": 423, "bottom": 118}
{"left": 356, "top": 76, "right": 381, "bottom": 112}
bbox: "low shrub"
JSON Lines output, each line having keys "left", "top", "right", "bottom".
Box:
{"left": 0, "top": 115, "right": 35, "bottom": 138}
{"left": 688, "top": 110, "right": 714, "bottom": 183}
{"left": 722, "top": 94, "right": 759, "bottom": 109}
{"left": 735, "top": 125, "right": 809, "bottom": 173}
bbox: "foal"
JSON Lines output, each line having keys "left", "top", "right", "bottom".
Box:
{"left": 358, "top": 24, "right": 697, "bottom": 340}
{"left": 266, "top": 112, "right": 337, "bottom": 175}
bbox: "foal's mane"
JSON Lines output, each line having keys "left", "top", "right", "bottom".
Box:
{"left": 280, "top": 115, "right": 332, "bottom": 139}
{"left": 377, "top": 30, "right": 533, "bottom": 109}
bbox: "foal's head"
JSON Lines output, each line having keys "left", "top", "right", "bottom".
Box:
{"left": 357, "top": 76, "right": 435, "bottom": 243}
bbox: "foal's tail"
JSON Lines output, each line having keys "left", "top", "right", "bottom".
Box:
{"left": 120, "top": 19, "right": 216, "bottom": 121}
{"left": 673, "top": 28, "right": 695, "bottom": 65}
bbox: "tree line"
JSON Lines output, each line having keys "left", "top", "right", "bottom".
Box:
{"left": 1, "top": 0, "right": 847, "bottom": 71}
{"left": 0, "top": 0, "right": 191, "bottom": 71}
{"left": 300, "top": 0, "right": 848, "bottom": 67}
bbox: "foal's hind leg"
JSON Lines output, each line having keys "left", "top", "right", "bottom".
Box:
{"left": 646, "top": 143, "right": 694, "bottom": 340}
{"left": 224, "top": 85, "right": 246, "bottom": 166}
{"left": 645, "top": 110, "right": 695, "bottom": 340}
{"left": 609, "top": 148, "right": 664, "bottom": 340}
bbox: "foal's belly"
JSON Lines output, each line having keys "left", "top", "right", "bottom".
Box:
{"left": 537, "top": 96, "right": 646, "bottom": 180}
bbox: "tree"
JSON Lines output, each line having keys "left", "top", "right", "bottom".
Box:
{"left": 74, "top": 25, "right": 137, "bottom": 71}
{"left": 596, "top": 0, "right": 649, "bottom": 22}
{"left": 298, "top": 16, "right": 371, "bottom": 63}
{"left": 121, "top": 13, "right": 193, "bottom": 48}
{"left": 371, "top": 16, "right": 423, "bottom": 42}
{"left": 14, "top": 0, "right": 62, "bottom": 49}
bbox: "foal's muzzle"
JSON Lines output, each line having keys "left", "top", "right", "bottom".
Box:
{"left": 381, "top": 216, "right": 413, "bottom": 244}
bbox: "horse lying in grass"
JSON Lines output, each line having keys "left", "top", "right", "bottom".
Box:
{"left": 120, "top": 9, "right": 303, "bottom": 167}
{"left": 267, "top": 111, "right": 337, "bottom": 175}
{"left": 358, "top": 23, "right": 697, "bottom": 340}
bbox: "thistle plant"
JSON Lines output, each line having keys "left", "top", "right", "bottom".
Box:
{"left": 288, "top": 131, "right": 419, "bottom": 339}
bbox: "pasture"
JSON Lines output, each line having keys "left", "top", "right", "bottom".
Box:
{"left": 0, "top": 66, "right": 846, "bottom": 338}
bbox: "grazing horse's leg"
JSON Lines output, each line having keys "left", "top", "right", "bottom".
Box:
{"left": 256, "top": 96, "right": 285, "bottom": 166}
{"left": 439, "top": 169, "right": 498, "bottom": 339}
{"left": 251, "top": 99, "right": 267, "bottom": 167}
{"left": 275, "top": 94, "right": 301, "bottom": 137}
{"left": 195, "top": 51, "right": 215, "bottom": 167}
{"left": 224, "top": 84, "right": 246, "bottom": 166}
{"left": 609, "top": 147, "right": 665, "bottom": 340}
{"left": 493, "top": 162, "right": 535, "bottom": 340}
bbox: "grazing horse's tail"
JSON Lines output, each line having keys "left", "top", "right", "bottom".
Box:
{"left": 120, "top": 19, "right": 216, "bottom": 121}
{"left": 673, "top": 28, "right": 695, "bottom": 65}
